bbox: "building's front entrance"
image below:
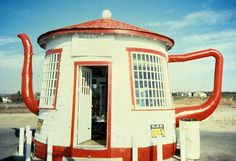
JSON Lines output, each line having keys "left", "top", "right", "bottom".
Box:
{"left": 76, "top": 65, "right": 109, "bottom": 148}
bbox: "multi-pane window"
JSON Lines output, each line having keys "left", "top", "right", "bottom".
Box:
{"left": 39, "top": 53, "right": 60, "bottom": 108}
{"left": 131, "top": 52, "right": 171, "bottom": 109}
{"left": 80, "top": 68, "right": 92, "bottom": 95}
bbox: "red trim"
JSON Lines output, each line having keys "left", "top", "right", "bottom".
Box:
{"left": 35, "top": 140, "right": 70, "bottom": 161}
{"left": 70, "top": 62, "right": 77, "bottom": 149}
{"left": 35, "top": 140, "right": 175, "bottom": 161}
{"left": 126, "top": 47, "right": 166, "bottom": 58}
{"left": 168, "top": 49, "right": 223, "bottom": 126}
{"left": 107, "top": 65, "right": 112, "bottom": 149}
{"left": 18, "top": 33, "right": 39, "bottom": 115}
{"left": 70, "top": 61, "right": 112, "bottom": 153}
{"left": 38, "top": 29, "right": 174, "bottom": 50}
{"left": 127, "top": 52, "right": 135, "bottom": 108}
{"left": 38, "top": 48, "right": 63, "bottom": 110}
{"left": 131, "top": 108, "right": 174, "bottom": 112}
{"left": 126, "top": 47, "right": 172, "bottom": 111}
{"left": 46, "top": 48, "right": 63, "bottom": 56}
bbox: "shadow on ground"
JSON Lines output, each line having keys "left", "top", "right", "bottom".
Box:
{"left": 1, "top": 155, "right": 24, "bottom": 161}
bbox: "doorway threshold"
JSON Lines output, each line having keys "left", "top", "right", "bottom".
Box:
{"left": 76, "top": 139, "right": 107, "bottom": 150}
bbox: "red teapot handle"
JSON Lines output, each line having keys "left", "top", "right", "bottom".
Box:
{"left": 168, "top": 49, "right": 223, "bottom": 126}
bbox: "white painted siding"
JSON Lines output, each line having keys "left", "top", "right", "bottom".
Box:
{"left": 35, "top": 33, "right": 176, "bottom": 149}
{"left": 36, "top": 40, "right": 74, "bottom": 146}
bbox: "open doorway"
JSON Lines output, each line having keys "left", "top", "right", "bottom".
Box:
{"left": 77, "top": 65, "right": 108, "bottom": 148}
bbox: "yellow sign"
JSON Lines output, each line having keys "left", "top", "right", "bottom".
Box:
{"left": 36, "top": 119, "right": 44, "bottom": 133}
{"left": 150, "top": 124, "right": 165, "bottom": 138}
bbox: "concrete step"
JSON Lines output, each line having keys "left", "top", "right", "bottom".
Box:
{"left": 63, "top": 158, "right": 122, "bottom": 161}
{"left": 63, "top": 157, "right": 178, "bottom": 161}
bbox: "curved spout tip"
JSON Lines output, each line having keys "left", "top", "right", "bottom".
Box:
{"left": 17, "top": 33, "right": 28, "bottom": 39}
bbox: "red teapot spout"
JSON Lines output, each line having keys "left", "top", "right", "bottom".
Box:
{"left": 168, "top": 49, "right": 223, "bottom": 126}
{"left": 18, "top": 33, "right": 39, "bottom": 115}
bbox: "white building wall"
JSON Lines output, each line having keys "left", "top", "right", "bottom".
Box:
{"left": 35, "top": 36, "right": 74, "bottom": 146}
{"left": 35, "top": 33, "right": 176, "bottom": 148}
{"left": 108, "top": 35, "right": 175, "bottom": 148}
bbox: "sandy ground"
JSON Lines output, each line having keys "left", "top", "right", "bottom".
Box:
{"left": 200, "top": 106, "right": 236, "bottom": 132}
{"left": 173, "top": 97, "right": 236, "bottom": 132}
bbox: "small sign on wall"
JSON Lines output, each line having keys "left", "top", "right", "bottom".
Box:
{"left": 36, "top": 119, "right": 44, "bottom": 133}
{"left": 150, "top": 124, "right": 165, "bottom": 138}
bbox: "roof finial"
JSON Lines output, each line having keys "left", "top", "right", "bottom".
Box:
{"left": 102, "top": 9, "right": 112, "bottom": 19}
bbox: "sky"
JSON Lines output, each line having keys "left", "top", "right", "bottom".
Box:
{"left": 0, "top": 0, "right": 236, "bottom": 94}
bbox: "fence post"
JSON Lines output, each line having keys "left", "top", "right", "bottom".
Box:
{"left": 47, "top": 135, "right": 53, "bottom": 161}
{"left": 132, "top": 136, "right": 138, "bottom": 161}
{"left": 180, "top": 131, "right": 186, "bottom": 161}
{"left": 19, "top": 127, "right": 24, "bottom": 156}
{"left": 157, "top": 138, "right": 163, "bottom": 161}
{"left": 25, "top": 127, "right": 32, "bottom": 161}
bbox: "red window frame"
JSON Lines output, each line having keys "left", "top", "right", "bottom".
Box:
{"left": 39, "top": 48, "right": 62, "bottom": 110}
{"left": 126, "top": 47, "right": 172, "bottom": 111}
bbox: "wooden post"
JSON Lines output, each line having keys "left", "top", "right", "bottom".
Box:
{"left": 47, "top": 135, "right": 53, "bottom": 161}
{"left": 157, "top": 138, "right": 163, "bottom": 161}
{"left": 19, "top": 127, "right": 24, "bottom": 156}
{"left": 180, "top": 130, "right": 186, "bottom": 161}
{"left": 25, "top": 129, "right": 32, "bottom": 161}
{"left": 132, "top": 136, "right": 138, "bottom": 161}
{"left": 152, "top": 138, "right": 163, "bottom": 161}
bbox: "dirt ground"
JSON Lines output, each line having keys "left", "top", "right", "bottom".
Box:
{"left": 200, "top": 106, "right": 236, "bottom": 132}
{"left": 0, "top": 113, "right": 38, "bottom": 128}
{"left": 174, "top": 97, "right": 236, "bottom": 132}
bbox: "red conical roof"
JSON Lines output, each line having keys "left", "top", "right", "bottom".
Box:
{"left": 38, "top": 18, "right": 174, "bottom": 50}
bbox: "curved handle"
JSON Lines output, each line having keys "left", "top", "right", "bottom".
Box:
{"left": 168, "top": 49, "right": 223, "bottom": 126}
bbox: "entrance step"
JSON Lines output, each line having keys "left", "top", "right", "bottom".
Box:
{"left": 63, "top": 157, "right": 178, "bottom": 161}
{"left": 63, "top": 158, "right": 122, "bottom": 161}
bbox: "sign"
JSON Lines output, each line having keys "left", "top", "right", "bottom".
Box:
{"left": 36, "top": 119, "right": 44, "bottom": 133}
{"left": 150, "top": 124, "right": 165, "bottom": 138}
{"left": 71, "top": 34, "right": 114, "bottom": 57}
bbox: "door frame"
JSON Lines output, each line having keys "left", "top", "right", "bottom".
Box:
{"left": 70, "top": 61, "right": 112, "bottom": 152}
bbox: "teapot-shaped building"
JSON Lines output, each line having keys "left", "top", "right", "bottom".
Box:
{"left": 18, "top": 10, "right": 223, "bottom": 161}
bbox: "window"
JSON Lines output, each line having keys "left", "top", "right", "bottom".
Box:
{"left": 130, "top": 51, "right": 171, "bottom": 109}
{"left": 39, "top": 52, "right": 61, "bottom": 108}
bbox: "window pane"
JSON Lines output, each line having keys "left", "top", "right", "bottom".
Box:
{"left": 137, "top": 54, "right": 141, "bottom": 60}
{"left": 144, "top": 72, "right": 147, "bottom": 79}
{"left": 133, "top": 54, "right": 137, "bottom": 60}
{"left": 144, "top": 81, "right": 148, "bottom": 87}
{"left": 142, "top": 55, "right": 145, "bottom": 61}
{"left": 139, "top": 72, "right": 142, "bottom": 79}
{"left": 134, "top": 63, "right": 137, "bottom": 70}
{"left": 135, "top": 90, "right": 139, "bottom": 98}
{"left": 140, "top": 81, "right": 143, "bottom": 88}
{"left": 134, "top": 71, "right": 138, "bottom": 79}
{"left": 141, "top": 99, "right": 145, "bottom": 107}
{"left": 145, "top": 90, "right": 148, "bottom": 97}
{"left": 138, "top": 63, "right": 142, "bottom": 70}
{"left": 135, "top": 81, "right": 139, "bottom": 88}
{"left": 146, "top": 99, "right": 149, "bottom": 107}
